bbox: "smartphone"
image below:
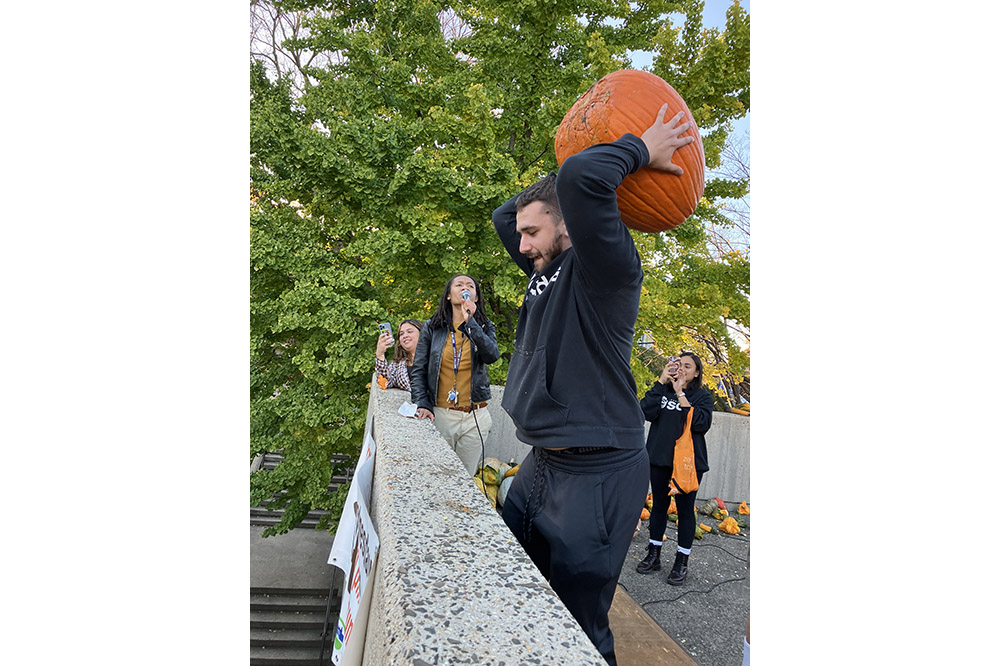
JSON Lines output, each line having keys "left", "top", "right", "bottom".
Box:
{"left": 667, "top": 356, "right": 679, "bottom": 377}
{"left": 378, "top": 322, "right": 394, "bottom": 345}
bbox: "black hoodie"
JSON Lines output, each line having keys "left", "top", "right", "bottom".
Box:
{"left": 492, "top": 133, "right": 650, "bottom": 449}
{"left": 640, "top": 381, "right": 714, "bottom": 471}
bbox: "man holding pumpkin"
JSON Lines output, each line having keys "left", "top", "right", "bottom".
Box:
{"left": 493, "top": 103, "right": 695, "bottom": 666}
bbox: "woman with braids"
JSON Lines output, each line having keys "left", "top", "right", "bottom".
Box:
{"left": 374, "top": 318, "right": 423, "bottom": 391}
{"left": 636, "top": 351, "right": 714, "bottom": 585}
{"left": 409, "top": 274, "right": 500, "bottom": 475}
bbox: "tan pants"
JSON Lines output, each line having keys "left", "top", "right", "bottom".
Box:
{"left": 432, "top": 405, "right": 493, "bottom": 475}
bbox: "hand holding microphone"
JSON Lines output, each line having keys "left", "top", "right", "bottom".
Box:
{"left": 461, "top": 288, "right": 476, "bottom": 322}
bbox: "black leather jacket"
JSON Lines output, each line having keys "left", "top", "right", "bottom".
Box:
{"left": 409, "top": 317, "right": 499, "bottom": 411}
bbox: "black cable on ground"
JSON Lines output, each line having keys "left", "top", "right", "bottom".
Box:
{"left": 697, "top": 540, "right": 750, "bottom": 564}
{"left": 639, "top": 575, "right": 748, "bottom": 607}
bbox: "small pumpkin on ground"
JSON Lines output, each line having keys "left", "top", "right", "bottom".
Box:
{"left": 640, "top": 508, "right": 650, "bottom": 520}
{"left": 698, "top": 523, "right": 712, "bottom": 533}
{"left": 694, "top": 525, "right": 706, "bottom": 539}
{"left": 476, "top": 466, "right": 502, "bottom": 486}
{"left": 646, "top": 493, "right": 654, "bottom": 510}
{"left": 718, "top": 516, "right": 741, "bottom": 535}
{"left": 711, "top": 507, "right": 729, "bottom": 521}
{"left": 738, "top": 501, "right": 750, "bottom": 515}
{"left": 667, "top": 497, "right": 677, "bottom": 515}
{"left": 473, "top": 473, "right": 500, "bottom": 507}
{"left": 699, "top": 501, "right": 717, "bottom": 516}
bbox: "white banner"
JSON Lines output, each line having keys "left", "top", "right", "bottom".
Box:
{"left": 330, "top": 497, "right": 379, "bottom": 666}
{"left": 328, "top": 426, "right": 376, "bottom": 569}
{"left": 327, "top": 418, "right": 380, "bottom": 665}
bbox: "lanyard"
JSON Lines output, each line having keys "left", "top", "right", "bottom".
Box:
{"left": 449, "top": 328, "right": 465, "bottom": 404}
{"left": 450, "top": 329, "right": 464, "bottom": 379}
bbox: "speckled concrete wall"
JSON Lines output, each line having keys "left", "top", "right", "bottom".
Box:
{"left": 361, "top": 385, "right": 607, "bottom": 666}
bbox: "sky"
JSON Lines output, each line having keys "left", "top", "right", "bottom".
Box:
{"left": 628, "top": 0, "right": 750, "bottom": 148}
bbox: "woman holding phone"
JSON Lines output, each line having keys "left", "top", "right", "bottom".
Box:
{"left": 409, "top": 274, "right": 500, "bottom": 475}
{"left": 374, "top": 319, "right": 424, "bottom": 391}
{"left": 636, "top": 352, "right": 714, "bottom": 585}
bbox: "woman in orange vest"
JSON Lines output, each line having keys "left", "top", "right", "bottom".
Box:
{"left": 636, "top": 352, "right": 714, "bottom": 584}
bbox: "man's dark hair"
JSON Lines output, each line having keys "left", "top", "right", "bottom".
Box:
{"left": 515, "top": 172, "right": 563, "bottom": 222}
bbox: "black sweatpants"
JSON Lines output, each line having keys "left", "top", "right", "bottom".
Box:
{"left": 648, "top": 465, "right": 705, "bottom": 550}
{"left": 501, "top": 446, "right": 649, "bottom": 666}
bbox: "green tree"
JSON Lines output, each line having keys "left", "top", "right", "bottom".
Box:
{"left": 251, "top": 0, "right": 750, "bottom": 534}
{"left": 631, "top": 0, "right": 750, "bottom": 402}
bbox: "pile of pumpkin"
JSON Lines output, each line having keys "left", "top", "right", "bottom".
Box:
{"left": 640, "top": 495, "right": 750, "bottom": 538}
{"left": 473, "top": 457, "right": 520, "bottom": 510}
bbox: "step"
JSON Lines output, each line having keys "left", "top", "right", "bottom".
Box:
{"left": 250, "top": 512, "right": 319, "bottom": 529}
{"left": 251, "top": 596, "right": 329, "bottom": 614}
{"left": 261, "top": 453, "right": 352, "bottom": 465}
{"left": 251, "top": 507, "right": 331, "bottom": 518}
{"left": 249, "top": 514, "right": 328, "bottom": 525}
{"left": 249, "top": 645, "right": 326, "bottom": 666}
{"left": 251, "top": 592, "right": 328, "bottom": 603}
{"left": 250, "top": 627, "right": 325, "bottom": 647}
{"left": 259, "top": 485, "right": 350, "bottom": 500}
{"left": 250, "top": 587, "right": 330, "bottom": 596}
{"left": 250, "top": 613, "right": 326, "bottom": 631}
{"left": 249, "top": 514, "right": 326, "bottom": 524}
{"left": 251, "top": 506, "right": 330, "bottom": 517}
{"left": 250, "top": 520, "right": 324, "bottom": 530}
{"left": 253, "top": 470, "right": 352, "bottom": 490}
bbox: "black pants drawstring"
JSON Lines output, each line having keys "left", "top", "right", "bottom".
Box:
{"left": 522, "top": 448, "right": 550, "bottom": 543}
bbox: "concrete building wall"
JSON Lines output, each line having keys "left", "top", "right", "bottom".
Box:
{"left": 483, "top": 386, "right": 750, "bottom": 503}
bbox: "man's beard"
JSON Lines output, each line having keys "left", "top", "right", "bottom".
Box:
{"left": 530, "top": 238, "right": 566, "bottom": 273}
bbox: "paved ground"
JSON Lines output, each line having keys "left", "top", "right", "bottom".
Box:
{"left": 616, "top": 511, "right": 750, "bottom": 666}
{"left": 250, "top": 524, "right": 337, "bottom": 590}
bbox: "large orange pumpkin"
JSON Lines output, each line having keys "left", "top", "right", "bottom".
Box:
{"left": 554, "top": 69, "right": 705, "bottom": 232}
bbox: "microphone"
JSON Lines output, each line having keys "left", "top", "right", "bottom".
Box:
{"left": 461, "top": 289, "right": 472, "bottom": 317}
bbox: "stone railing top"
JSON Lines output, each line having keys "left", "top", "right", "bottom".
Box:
{"left": 363, "top": 385, "right": 606, "bottom": 666}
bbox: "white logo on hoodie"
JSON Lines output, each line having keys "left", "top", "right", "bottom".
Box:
{"left": 528, "top": 266, "right": 561, "bottom": 297}
{"left": 660, "top": 396, "right": 683, "bottom": 411}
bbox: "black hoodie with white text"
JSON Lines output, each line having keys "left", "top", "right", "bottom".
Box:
{"left": 493, "top": 133, "right": 652, "bottom": 450}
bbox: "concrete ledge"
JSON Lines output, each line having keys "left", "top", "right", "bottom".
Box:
{"left": 362, "top": 386, "right": 606, "bottom": 666}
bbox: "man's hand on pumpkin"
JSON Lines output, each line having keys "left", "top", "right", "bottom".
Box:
{"left": 640, "top": 103, "right": 695, "bottom": 176}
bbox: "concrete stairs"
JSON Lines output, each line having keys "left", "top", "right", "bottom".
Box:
{"left": 250, "top": 587, "right": 337, "bottom": 665}
{"left": 250, "top": 452, "right": 353, "bottom": 664}
{"left": 251, "top": 453, "right": 353, "bottom": 529}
